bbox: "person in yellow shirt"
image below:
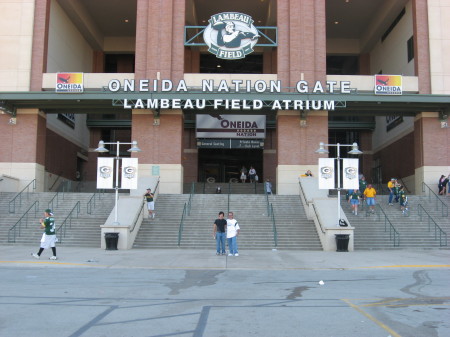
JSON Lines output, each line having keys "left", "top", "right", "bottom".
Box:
{"left": 363, "top": 184, "right": 377, "bottom": 213}
{"left": 387, "top": 178, "right": 396, "bottom": 205}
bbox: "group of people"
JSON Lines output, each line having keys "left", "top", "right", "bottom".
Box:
{"left": 438, "top": 174, "right": 450, "bottom": 196}
{"left": 239, "top": 166, "right": 258, "bottom": 183}
{"left": 346, "top": 176, "right": 408, "bottom": 215}
{"left": 212, "top": 211, "right": 240, "bottom": 256}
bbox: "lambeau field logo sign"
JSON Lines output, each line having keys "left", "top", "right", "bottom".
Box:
{"left": 203, "top": 12, "right": 259, "bottom": 60}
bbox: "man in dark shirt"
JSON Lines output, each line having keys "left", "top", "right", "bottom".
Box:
{"left": 213, "top": 211, "right": 227, "bottom": 255}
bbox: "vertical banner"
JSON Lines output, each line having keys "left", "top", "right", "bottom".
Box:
{"left": 121, "top": 158, "right": 138, "bottom": 190}
{"left": 97, "top": 158, "right": 114, "bottom": 189}
{"left": 342, "top": 158, "right": 359, "bottom": 190}
{"left": 318, "top": 158, "right": 335, "bottom": 190}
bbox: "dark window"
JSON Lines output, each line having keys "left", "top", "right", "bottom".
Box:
{"left": 381, "top": 8, "right": 405, "bottom": 42}
{"left": 200, "top": 54, "right": 263, "bottom": 74}
{"left": 326, "top": 56, "right": 359, "bottom": 75}
{"left": 407, "top": 36, "right": 414, "bottom": 62}
{"left": 105, "top": 54, "right": 135, "bottom": 73}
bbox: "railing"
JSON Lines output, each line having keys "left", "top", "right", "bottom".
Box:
{"left": 56, "top": 201, "right": 80, "bottom": 242}
{"left": 422, "top": 182, "right": 449, "bottom": 217}
{"left": 130, "top": 200, "right": 146, "bottom": 234}
{"left": 9, "top": 179, "right": 36, "bottom": 213}
{"left": 227, "top": 184, "right": 231, "bottom": 214}
{"left": 8, "top": 201, "right": 39, "bottom": 242}
{"left": 270, "top": 204, "right": 277, "bottom": 247}
{"left": 418, "top": 204, "right": 447, "bottom": 246}
{"left": 48, "top": 191, "right": 64, "bottom": 211}
{"left": 178, "top": 202, "right": 188, "bottom": 246}
{"left": 178, "top": 182, "right": 195, "bottom": 246}
{"left": 375, "top": 204, "right": 400, "bottom": 247}
{"left": 86, "top": 190, "right": 105, "bottom": 214}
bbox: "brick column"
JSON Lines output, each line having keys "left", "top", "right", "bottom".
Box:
{"left": 30, "top": 0, "right": 50, "bottom": 91}
{"left": 412, "top": 0, "right": 431, "bottom": 94}
{"left": 414, "top": 112, "right": 450, "bottom": 192}
{"left": 276, "top": 0, "right": 328, "bottom": 194}
{"left": 277, "top": 111, "right": 328, "bottom": 194}
{"left": 132, "top": 110, "right": 184, "bottom": 193}
{"left": 0, "top": 109, "right": 46, "bottom": 191}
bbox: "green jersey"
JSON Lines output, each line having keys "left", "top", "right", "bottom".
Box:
{"left": 359, "top": 180, "right": 367, "bottom": 192}
{"left": 144, "top": 193, "right": 154, "bottom": 202}
{"left": 43, "top": 216, "right": 56, "bottom": 235}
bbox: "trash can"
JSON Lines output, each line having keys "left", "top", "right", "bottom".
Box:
{"left": 335, "top": 234, "right": 350, "bottom": 252}
{"left": 105, "top": 232, "right": 119, "bottom": 250}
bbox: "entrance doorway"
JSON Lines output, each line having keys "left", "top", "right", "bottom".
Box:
{"left": 198, "top": 148, "right": 263, "bottom": 183}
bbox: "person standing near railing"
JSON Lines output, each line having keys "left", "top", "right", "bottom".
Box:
{"left": 144, "top": 188, "right": 155, "bottom": 219}
{"left": 364, "top": 184, "right": 377, "bottom": 214}
{"left": 213, "top": 211, "right": 227, "bottom": 256}
{"left": 31, "top": 209, "right": 57, "bottom": 260}
{"left": 226, "top": 212, "right": 240, "bottom": 257}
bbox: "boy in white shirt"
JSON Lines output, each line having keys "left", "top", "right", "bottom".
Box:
{"left": 226, "top": 212, "right": 240, "bottom": 256}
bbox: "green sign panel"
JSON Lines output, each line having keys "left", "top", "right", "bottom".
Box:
{"left": 197, "top": 139, "right": 264, "bottom": 149}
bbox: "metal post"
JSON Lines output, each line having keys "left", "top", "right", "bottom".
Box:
{"left": 114, "top": 141, "right": 120, "bottom": 225}
{"left": 336, "top": 143, "right": 341, "bottom": 226}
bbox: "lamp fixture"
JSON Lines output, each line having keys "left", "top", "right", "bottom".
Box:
{"left": 315, "top": 142, "right": 329, "bottom": 154}
{"left": 94, "top": 140, "right": 109, "bottom": 153}
{"left": 127, "top": 140, "right": 142, "bottom": 152}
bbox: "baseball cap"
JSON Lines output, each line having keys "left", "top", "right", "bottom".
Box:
{"left": 146, "top": 188, "right": 151, "bottom": 190}
{"left": 44, "top": 209, "right": 53, "bottom": 215}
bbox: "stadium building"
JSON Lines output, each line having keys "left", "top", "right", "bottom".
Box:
{"left": 0, "top": 0, "right": 449, "bottom": 195}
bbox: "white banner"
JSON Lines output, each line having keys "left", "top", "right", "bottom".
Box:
{"left": 318, "top": 158, "right": 335, "bottom": 189}
{"left": 196, "top": 114, "right": 266, "bottom": 139}
{"left": 121, "top": 158, "right": 138, "bottom": 190}
{"left": 342, "top": 158, "right": 359, "bottom": 190}
{"left": 97, "top": 158, "right": 114, "bottom": 189}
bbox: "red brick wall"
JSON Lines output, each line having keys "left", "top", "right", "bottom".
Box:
{"left": 45, "top": 129, "right": 81, "bottom": 180}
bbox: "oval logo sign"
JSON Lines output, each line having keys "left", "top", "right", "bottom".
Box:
{"left": 203, "top": 12, "right": 259, "bottom": 60}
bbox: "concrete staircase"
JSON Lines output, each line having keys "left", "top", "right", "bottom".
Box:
{"left": 342, "top": 194, "right": 450, "bottom": 250}
{"left": 0, "top": 192, "right": 115, "bottom": 247}
{"left": 133, "top": 193, "right": 322, "bottom": 251}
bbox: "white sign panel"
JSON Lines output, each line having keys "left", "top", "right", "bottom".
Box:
{"left": 196, "top": 114, "right": 266, "bottom": 139}
{"left": 318, "top": 158, "right": 335, "bottom": 190}
{"left": 342, "top": 158, "right": 359, "bottom": 190}
{"left": 121, "top": 158, "right": 138, "bottom": 190}
{"left": 97, "top": 158, "right": 114, "bottom": 189}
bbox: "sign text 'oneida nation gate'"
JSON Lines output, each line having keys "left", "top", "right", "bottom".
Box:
{"left": 108, "top": 79, "right": 354, "bottom": 111}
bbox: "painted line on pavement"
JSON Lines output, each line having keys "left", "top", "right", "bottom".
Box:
{"left": 342, "top": 298, "right": 401, "bottom": 337}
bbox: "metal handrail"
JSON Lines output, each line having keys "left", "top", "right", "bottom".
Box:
{"left": 418, "top": 204, "right": 447, "bottom": 246}
{"left": 9, "top": 179, "right": 36, "bottom": 213}
{"left": 178, "top": 202, "right": 187, "bottom": 246}
{"left": 48, "top": 191, "right": 64, "bottom": 211}
{"left": 270, "top": 204, "right": 277, "bottom": 247}
{"left": 86, "top": 190, "right": 105, "bottom": 214}
{"left": 130, "top": 200, "right": 146, "bottom": 234}
{"left": 375, "top": 204, "right": 400, "bottom": 247}
{"left": 8, "top": 201, "right": 40, "bottom": 242}
{"left": 187, "top": 182, "right": 195, "bottom": 216}
{"left": 422, "top": 182, "right": 449, "bottom": 217}
{"left": 56, "top": 201, "right": 81, "bottom": 242}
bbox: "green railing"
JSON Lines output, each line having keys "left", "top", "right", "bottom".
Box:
{"left": 270, "top": 204, "right": 277, "bottom": 248}
{"left": 418, "top": 204, "right": 447, "bottom": 246}
{"left": 56, "top": 201, "right": 80, "bottom": 242}
{"left": 178, "top": 182, "right": 195, "bottom": 246}
{"left": 422, "top": 182, "right": 449, "bottom": 217}
{"left": 9, "top": 179, "right": 36, "bottom": 213}
{"left": 86, "top": 190, "right": 105, "bottom": 214}
{"left": 8, "top": 201, "right": 39, "bottom": 242}
{"left": 375, "top": 204, "right": 400, "bottom": 247}
{"left": 48, "top": 191, "right": 64, "bottom": 212}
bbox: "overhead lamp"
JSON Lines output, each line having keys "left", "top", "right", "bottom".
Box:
{"left": 348, "top": 142, "right": 363, "bottom": 155}
{"left": 94, "top": 140, "right": 109, "bottom": 153}
{"left": 315, "top": 142, "right": 329, "bottom": 154}
{"left": 127, "top": 141, "right": 142, "bottom": 152}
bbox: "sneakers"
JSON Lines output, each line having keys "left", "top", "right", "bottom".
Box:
{"left": 228, "top": 253, "right": 233, "bottom": 256}
{"left": 355, "top": 212, "right": 357, "bottom": 216}
{"left": 31, "top": 253, "right": 39, "bottom": 259}
{"left": 221, "top": 253, "right": 226, "bottom": 255}
{"left": 389, "top": 203, "right": 393, "bottom": 206}
{"left": 49, "top": 256, "right": 57, "bottom": 260}
{"left": 234, "top": 253, "right": 239, "bottom": 257}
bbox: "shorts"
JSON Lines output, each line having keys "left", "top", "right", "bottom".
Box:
{"left": 147, "top": 201, "right": 155, "bottom": 211}
{"left": 40, "top": 233, "right": 57, "bottom": 249}
{"left": 366, "top": 197, "right": 375, "bottom": 206}
{"left": 350, "top": 199, "right": 360, "bottom": 205}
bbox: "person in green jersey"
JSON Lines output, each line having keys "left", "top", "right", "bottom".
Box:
{"left": 359, "top": 176, "right": 367, "bottom": 200}
{"left": 144, "top": 188, "right": 155, "bottom": 219}
{"left": 398, "top": 186, "right": 407, "bottom": 213}
{"left": 31, "top": 209, "right": 57, "bottom": 260}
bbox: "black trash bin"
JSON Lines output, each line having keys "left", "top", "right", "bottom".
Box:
{"left": 105, "top": 232, "right": 119, "bottom": 250}
{"left": 335, "top": 234, "right": 350, "bottom": 252}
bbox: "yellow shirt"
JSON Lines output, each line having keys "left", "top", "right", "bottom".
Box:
{"left": 387, "top": 181, "right": 394, "bottom": 189}
{"left": 364, "top": 187, "right": 376, "bottom": 198}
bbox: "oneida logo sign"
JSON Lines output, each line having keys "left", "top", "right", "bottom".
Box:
{"left": 203, "top": 12, "right": 259, "bottom": 60}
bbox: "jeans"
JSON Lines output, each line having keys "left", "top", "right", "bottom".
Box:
{"left": 388, "top": 190, "right": 394, "bottom": 203}
{"left": 227, "top": 236, "right": 238, "bottom": 254}
{"left": 216, "top": 232, "right": 226, "bottom": 254}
